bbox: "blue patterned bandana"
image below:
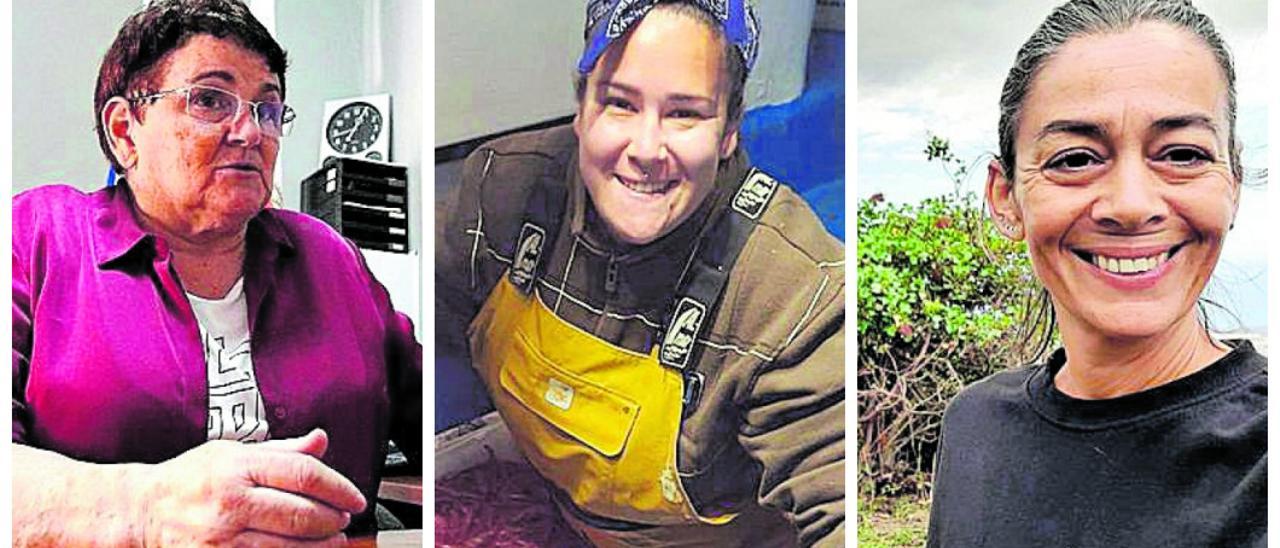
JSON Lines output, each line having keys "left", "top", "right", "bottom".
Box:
{"left": 578, "top": 0, "right": 760, "bottom": 76}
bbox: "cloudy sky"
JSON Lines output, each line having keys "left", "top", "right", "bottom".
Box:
{"left": 856, "top": 0, "right": 1269, "bottom": 331}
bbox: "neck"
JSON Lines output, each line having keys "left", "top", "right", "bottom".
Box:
{"left": 172, "top": 241, "right": 247, "bottom": 300}
{"left": 134, "top": 207, "right": 248, "bottom": 300}
{"left": 1054, "top": 308, "right": 1228, "bottom": 400}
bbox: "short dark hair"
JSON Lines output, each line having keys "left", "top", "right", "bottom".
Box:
{"left": 94, "top": 0, "right": 288, "bottom": 174}
{"left": 574, "top": 1, "right": 748, "bottom": 127}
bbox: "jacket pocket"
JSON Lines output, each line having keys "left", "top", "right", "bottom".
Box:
{"left": 499, "top": 331, "right": 641, "bottom": 458}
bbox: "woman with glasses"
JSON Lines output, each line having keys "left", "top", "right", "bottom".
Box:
{"left": 12, "top": 0, "right": 420, "bottom": 545}
{"left": 438, "top": 1, "right": 844, "bottom": 546}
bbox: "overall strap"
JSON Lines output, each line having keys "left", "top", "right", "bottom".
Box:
{"left": 659, "top": 168, "right": 780, "bottom": 415}
{"left": 506, "top": 169, "right": 568, "bottom": 295}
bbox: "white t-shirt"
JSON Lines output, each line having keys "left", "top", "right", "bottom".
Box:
{"left": 188, "top": 278, "right": 269, "bottom": 442}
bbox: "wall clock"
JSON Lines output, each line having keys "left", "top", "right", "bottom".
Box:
{"left": 320, "top": 93, "right": 391, "bottom": 162}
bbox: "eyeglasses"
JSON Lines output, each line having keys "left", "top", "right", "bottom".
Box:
{"left": 130, "top": 85, "right": 296, "bottom": 137}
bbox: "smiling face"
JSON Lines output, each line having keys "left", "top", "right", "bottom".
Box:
{"left": 573, "top": 8, "right": 739, "bottom": 245}
{"left": 124, "top": 34, "right": 281, "bottom": 241}
{"left": 989, "top": 22, "right": 1238, "bottom": 343}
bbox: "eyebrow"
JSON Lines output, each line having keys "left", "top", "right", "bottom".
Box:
{"left": 189, "top": 69, "right": 282, "bottom": 96}
{"left": 1151, "top": 114, "right": 1220, "bottom": 137}
{"left": 599, "top": 81, "right": 715, "bottom": 105}
{"left": 1034, "top": 114, "right": 1221, "bottom": 142}
{"left": 1034, "top": 120, "right": 1108, "bottom": 142}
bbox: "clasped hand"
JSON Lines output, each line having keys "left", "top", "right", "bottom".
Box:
{"left": 139, "top": 429, "right": 366, "bottom": 547}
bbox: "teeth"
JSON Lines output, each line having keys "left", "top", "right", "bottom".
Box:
{"left": 1091, "top": 251, "right": 1170, "bottom": 275}
{"left": 618, "top": 176, "right": 677, "bottom": 195}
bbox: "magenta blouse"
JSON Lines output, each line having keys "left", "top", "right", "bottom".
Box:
{"left": 12, "top": 184, "right": 421, "bottom": 527}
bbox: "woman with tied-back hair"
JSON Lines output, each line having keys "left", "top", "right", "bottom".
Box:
{"left": 926, "top": 0, "right": 1265, "bottom": 546}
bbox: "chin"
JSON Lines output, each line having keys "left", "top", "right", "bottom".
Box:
{"left": 613, "top": 226, "right": 665, "bottom": 245}
{"left": 212, "top": 199, "right": 267, "bottom": 229}
{"left": 594, "top": 204, "right": 669, "bottom": 245}
{"left": 1078, "top": 302, "right": 1194, "bottom": 342}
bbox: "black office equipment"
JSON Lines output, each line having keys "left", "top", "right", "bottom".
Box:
{"left": 301, "top": 157, "right": 410, "bottom": 253}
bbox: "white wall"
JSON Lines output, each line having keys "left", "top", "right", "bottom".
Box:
{"left": 750, "top": 0, "right": 816, "bottom": 107}
{"left": 277, "top": 0, "right": 423, "bottom": 333}
{"left": 13, "top": 0, "right": 139, "bottom": 192}
{"left": 275, "top": 2, "right": 370, "bottom": 210}
{"left": 276, "top": 0, "right": 421, "bottom": 238}
{"left": 434, "top": 3, "right": 582, "bottom": 146}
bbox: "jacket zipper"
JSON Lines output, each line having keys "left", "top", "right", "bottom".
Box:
{"left": 605, "top": 255, "right": 619, "bottom": 295}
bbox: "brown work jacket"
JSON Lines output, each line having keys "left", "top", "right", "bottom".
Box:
{"left": 436, "top": 125, "right": 845, "bottom": 547}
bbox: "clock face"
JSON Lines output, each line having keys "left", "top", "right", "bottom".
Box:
{"left": 326, "top": 102, "right": 383, "bottom": 154}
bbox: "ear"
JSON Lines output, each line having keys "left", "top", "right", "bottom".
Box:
{"left": 1230, "top": 173, "right": 1242, "bottom": 230}
{"left": 1228, "top": 187, "right": 1241, "bottom": 231}
{"left": 573, "top": 72, "right": 592, "bottom": 141}
{"left": 985, "top": 159, "right": 1024, "bottom": 241}
{"left": 1227, "top": 140, "right": 1242, "bottom": 230}
{"left": 102, "top": 97, "right": 139, "bottom": 172}
{"left": 718, "top": 120, "right": 740, "bottom": 160}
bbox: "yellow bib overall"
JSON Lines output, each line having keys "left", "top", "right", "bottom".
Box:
{"left": 469, "top": 277, "right": 706, "bottom": 525}
{"left": 466, "top": 168, "right": 798, "bottom": 546}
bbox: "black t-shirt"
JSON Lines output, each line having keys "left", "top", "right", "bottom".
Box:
{"left": 926, "top": 342, "right": 1266, "bottom": 548}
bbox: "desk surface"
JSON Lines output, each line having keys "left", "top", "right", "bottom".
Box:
{"left": 378, "top": 475, "right": 423, "bottom": 506}
{"left": 347, "top": 529, "right": 422, "bottom": 547}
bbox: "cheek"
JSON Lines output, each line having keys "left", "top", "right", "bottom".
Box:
{"left": 171, "top": 127, "right": 222, "bottom": 173}
{"left": 1171, "top": 182, "right": 1236, "bottom": 237}
{"left": 580, "top": 119, "right": 628, "bottom": 171}
{"left": 1018, "top": 185, "right": 1078, "bottom": 243}
{"left": 1016, "top": 186, "right": 1089, "bottom": 283}
{"left": 667, "top": 129, "right": 723, "bottom": 180}
{"left": 262, "top": 141, "right": 280, "bottom": 173}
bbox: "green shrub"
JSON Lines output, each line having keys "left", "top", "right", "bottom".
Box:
{"left": 857, "top": 138, "right": 1039, "bottom": 496}
{"left": 856, "top": 494, "right": 930, "bottom": 548}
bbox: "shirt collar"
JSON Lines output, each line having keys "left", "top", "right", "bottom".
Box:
{"left": 91, "top": 183, "right": 296, "bottom": 268}
{"left": 90, "top": 185, "right": 151, "bottom": 267}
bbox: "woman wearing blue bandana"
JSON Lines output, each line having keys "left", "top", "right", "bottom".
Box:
{"left": 438, "top": 0, "right": 845, "bottom": 546}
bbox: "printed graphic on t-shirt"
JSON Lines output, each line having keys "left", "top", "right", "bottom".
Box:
{"left": 204, "top": 332, "right": 269, "bottom": 442}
